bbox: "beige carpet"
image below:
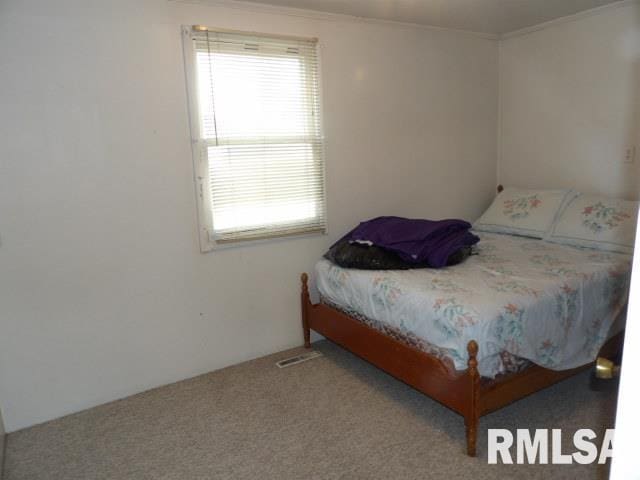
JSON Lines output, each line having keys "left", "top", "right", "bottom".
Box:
{"left": 4, "top": 341, "right": 616, "bottom": 480}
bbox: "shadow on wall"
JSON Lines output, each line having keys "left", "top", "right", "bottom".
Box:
{"left": 624, "top": 7, "right": 640, "bottom": 199}
{"left": 635, "top": 36, "right": 640, "bottom": 199}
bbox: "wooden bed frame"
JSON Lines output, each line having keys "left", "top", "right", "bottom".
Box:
{"left": 300, "top": 186, "right": 624, "bottom": 457}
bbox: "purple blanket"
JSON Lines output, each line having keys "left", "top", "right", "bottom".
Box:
{"left": 336, "top": 216, "right": 479, "bottom": 268}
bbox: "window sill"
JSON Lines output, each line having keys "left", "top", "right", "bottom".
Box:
{"left": 200, "top": 227, "right": 327, "bottom": 253}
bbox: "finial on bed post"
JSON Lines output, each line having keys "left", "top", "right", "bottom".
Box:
{"left": 467, "top": 340, "right": 478, "bottom": 367}
{"left": 301, "top": 273, "right": 311, "bottom": 348}
{"left": 465, "top": 340, "right": 480, "bottom": 457}
{"left": 497, "top": 185, "right": 504, "bottom": 194}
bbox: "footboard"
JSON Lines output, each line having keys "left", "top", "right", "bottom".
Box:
{"left": 300, "top": 273, "right": 481, "bottom": 455}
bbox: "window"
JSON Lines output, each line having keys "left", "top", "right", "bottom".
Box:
{"left": 183, "top": 26, "right": 326, "bottom": 251}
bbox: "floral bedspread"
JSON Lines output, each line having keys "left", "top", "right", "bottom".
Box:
{"left": 315, "top": 232, "right": 631, "bottom": 378}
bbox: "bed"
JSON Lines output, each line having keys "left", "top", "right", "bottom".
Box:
{"left": 300, "top": 188, "right": 632, "bottom": 456}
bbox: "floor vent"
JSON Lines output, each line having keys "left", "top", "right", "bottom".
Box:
{"left": 276, "top": 351, "right": 322, "bottom": 368}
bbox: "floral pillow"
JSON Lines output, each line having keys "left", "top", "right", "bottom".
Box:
{"left": 547, "top": 194, "right": 638, "bottom": 253}
{"left": 474, "top": 187, "right": 576, "bottom": 238}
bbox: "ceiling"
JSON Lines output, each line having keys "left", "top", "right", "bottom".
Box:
{"left": 229, "top": 0, "right": 624, "bottom": 35}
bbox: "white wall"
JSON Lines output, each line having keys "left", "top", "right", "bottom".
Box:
{"left": 0, "top": 0, "right": 498, "bottom": 431}
{"left": 499, "top": 1, "right": 640, "bottom": 199}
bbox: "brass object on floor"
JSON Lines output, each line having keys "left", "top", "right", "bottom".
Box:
{"left": 595, "top": 357, "right": 620, "bottom": 379}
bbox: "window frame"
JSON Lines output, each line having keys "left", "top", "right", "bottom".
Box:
{"left": 181, "top": 26, "right": 328, "bottom": 253}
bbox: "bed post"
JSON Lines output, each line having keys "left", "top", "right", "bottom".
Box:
{"left": 301, "top": 273, "right": 311, "bottom": 348}
{"left": 465, "top": 340, "right": 480, "bottom": 457}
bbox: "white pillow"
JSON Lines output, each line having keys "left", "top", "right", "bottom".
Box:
{"left": 547, "top": 194, "right": 638, "bottom": 254}
{"left": 474, "top": 187, "right": 576, "bottom": 238}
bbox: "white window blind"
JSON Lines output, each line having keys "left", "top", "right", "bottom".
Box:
{"left": 184, "top": 27, "right": 326, "bottom": 249}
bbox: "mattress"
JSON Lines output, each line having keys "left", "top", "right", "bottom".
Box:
{"left": 315, "top": 232, "right": 632, "bottom": 378}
